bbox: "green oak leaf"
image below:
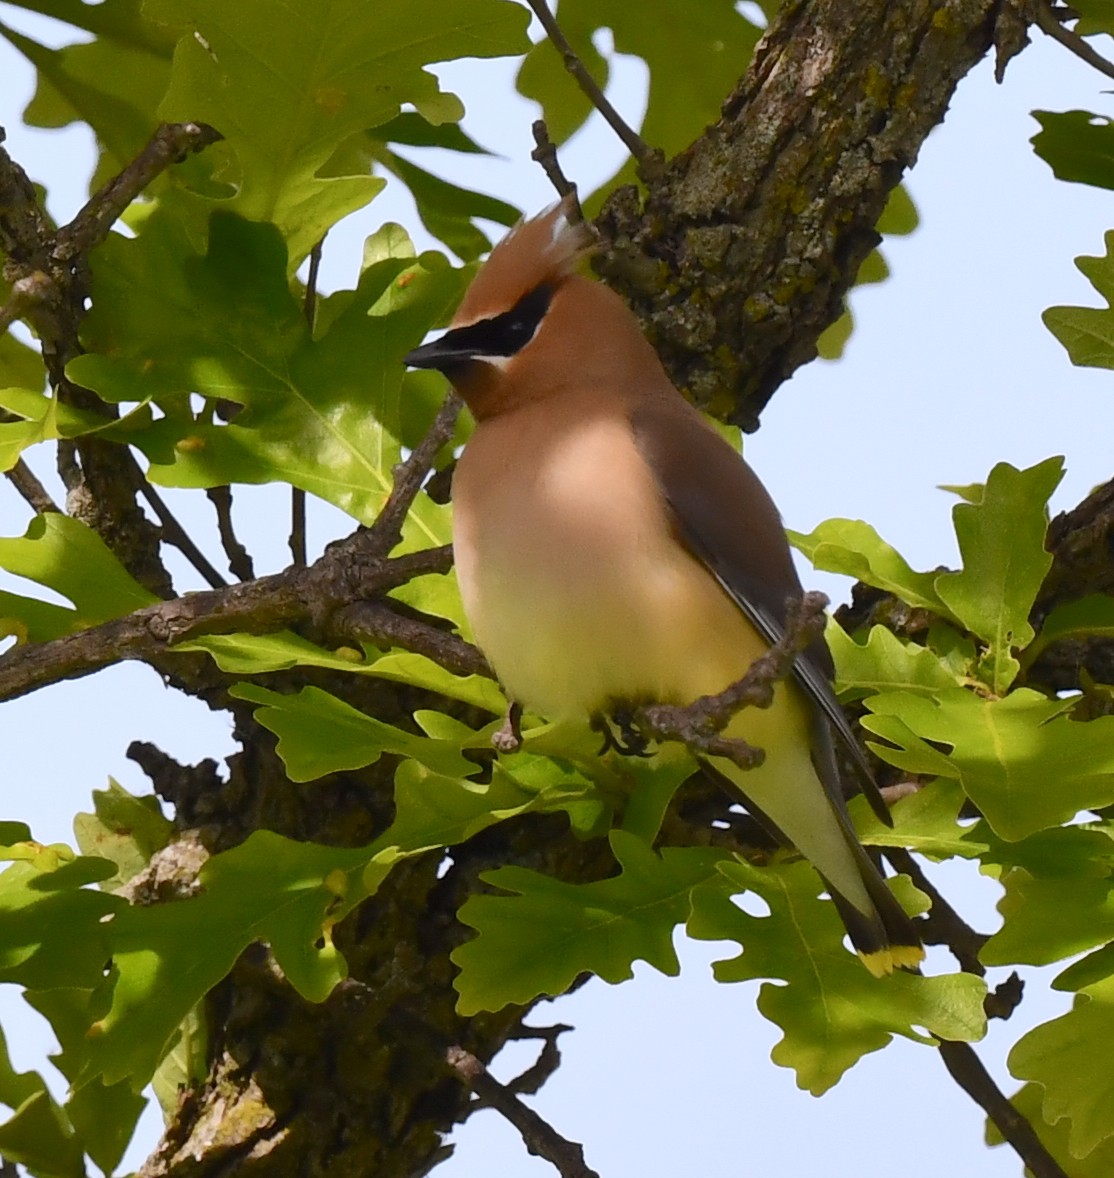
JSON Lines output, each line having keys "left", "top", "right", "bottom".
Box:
{"left": 71, "top": 210, "right": 468, "bottom": 528}
{"left": 0, "top": 334, "right": 46, "bottom": 394}
{"left": 856, "top": 778, "right": 986, "bottom": 860}
{"left": 1010, "top": 975, "right": 1114, "bottom": 1160}
{"left": 0, "top": 848, "right": 121, "bottom": 991}
{"left": 180, "top": 632, "right": 504, "bottom": 715}
{"left": 981, "top": 825, "right": 1114, "bottom": 967}
{"left": 863, "top": 688, "right": 1114, "bottom": 841}
{"left": 229, "top": 682, "right": 478, "bottom": 782}
{"left": 364, "top": 135, "right": 520, "bottom": 262}
{"left": 1044, "top": 229, "right": 1114, "bottom": 369}
{"left": 0, "top": 1023, "right": 45, "bottom": 1111}
{"left": 149, "top": 0, "right": 530, "bottom": 262}
{"left": 789, "top": 518, "right": 947, "bottom": 614}
{"left": 0, "top": 1088, "right": 84, "bottom": 1178}
{"left": 1072, "top": 0, "right": 1114, "bottom": 35}
{"left": 23, "top": 986, "right": 147, "bottom": 1177}
{"left": 0, "top": 512, "right": 157, "bottom": 644}
{"left": 689, "top": 858, "right": 984, "bottom": 1095}
{"left": 84, "top": 832, "right": 374, "bottom": 1087}
{"left": 827, "top": 621, "right": 960, "bottom": 700}
{"left": 935, "top": 457, "right": 1063, "bottom": 693}
{"left": 0, "top": 384, "right": 153, "bottom": 474}
{"left": 73, "top": 778, "right": 174, "bottom": 892}
{"left": 452, "top": 831, "right": 725, "bottom": 1015}
{"left": 517, "top": 0, "right": 762, "bottom": 172}
{"left": 371, "top": 759, "right": 569, "bottom": 863}
{"left": 14, "top": 26, "right": 171, "bottom": 182}
{"left": 1032, "top": 110, "right": 1114, "bottom": 192}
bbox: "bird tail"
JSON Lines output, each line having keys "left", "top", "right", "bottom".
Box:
{"left": 821, "top": 838, "right": 925, "bottom": 978}
{"left": 702, "top": 730, "right": 925, "bottom": 977}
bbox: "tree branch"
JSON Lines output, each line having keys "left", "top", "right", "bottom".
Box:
{"left": 290, "top": 237, "right": 325, "bottom": 568}
{"left": 367, "top": 392, "right": 462, "bottom": 555}
{"left": 524, "top": 0, "right": 652, "bottom": 164}
{"left": 54, "top": 122, "right": 222, "bottom": 260}
{"left": 0, "top": 539, "right": 460, "bottom": 703}
{"left": 883, "top": 847, "right": 987, "bottom": 975}
{"left": 137, "top": 475, "right": 227, "bottom": 589}
{"left": 1036, "top": 1, "right": 1114, "bottom": 81}
{"left": 446, "top": 1046, "right": 601, "bottom": 1178}
{"left": 937, "top": 1041, "right": 1069, "bottom": 1178}
{"left": 594, "top": 0, "right": 1023, "bottom": 429}
{"left": 206, "top": 485, "right": 256, "bottom": 581}
{"left": 531, "top": 120, "right": 579, "bottom": 204}
{"left": 4, "top": 457, "right": 61, "bottom": 514}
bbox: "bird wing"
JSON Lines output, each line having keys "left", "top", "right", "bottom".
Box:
{"left": 630, "top": 402, "right": 891, "bottom": 825}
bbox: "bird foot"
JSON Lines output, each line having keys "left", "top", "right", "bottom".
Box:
{"left": 592, "top": 710, "right": 652, "bottom": 758}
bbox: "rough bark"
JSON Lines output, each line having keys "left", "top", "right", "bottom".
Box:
{"left": 596, "top": 0, "right": 1023, "bottom": 429}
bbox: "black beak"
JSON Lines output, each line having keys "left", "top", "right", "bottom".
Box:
{"left": 403, "top": 332, "right": 475, "bottom": 372}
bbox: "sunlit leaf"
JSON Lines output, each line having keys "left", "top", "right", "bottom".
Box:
{"left": 689, "top": 858, "right": 983, "bottom": 1094}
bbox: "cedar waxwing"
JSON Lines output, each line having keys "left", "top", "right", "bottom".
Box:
{"left": 404, "top": 199, "right": 923, "bottom": 976}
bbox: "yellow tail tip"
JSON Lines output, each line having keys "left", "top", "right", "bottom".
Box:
{"left": 859, "top": 944, "right": 926, "bottom": 978}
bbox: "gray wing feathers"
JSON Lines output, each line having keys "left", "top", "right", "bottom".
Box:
{"left": 629, "top": 402, "right": 891, "bottom": 826}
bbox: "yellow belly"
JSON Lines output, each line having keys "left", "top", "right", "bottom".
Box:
{"left": 452, "top": 404, "right": 792, "bottom": 743}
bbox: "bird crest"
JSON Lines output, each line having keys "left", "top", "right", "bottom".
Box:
{"left": 452, "top": 193, "right": 595, "bottom": 329}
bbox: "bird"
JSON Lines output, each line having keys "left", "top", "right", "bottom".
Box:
{"left": 404, "top": 196, "right": 924, "bottom": 977}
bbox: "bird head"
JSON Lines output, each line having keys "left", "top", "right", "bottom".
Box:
{"left": 404, "top": 196, "right": 650, "bottom": 419}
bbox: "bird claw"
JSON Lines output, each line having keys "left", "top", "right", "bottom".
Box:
{"left": 591, "top": 710, "right": 651, "bottom": 758}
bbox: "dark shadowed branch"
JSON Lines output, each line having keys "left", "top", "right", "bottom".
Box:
{"left": 54, "top": 122, "right": 222, "bottom": 260}
{"left": 1037, "top": 2, "right": 1114, "bottom": 81}
{"left": 447, "top": 1046, "right": 601, "bottom": 1178}
{"left": 531, "top": 120, "right": 579, "bottom": 204}
{"left": 0, "top": 540, "right": 461, "bottom": 703}
{"left": 206, "top": 486, "right": 256, "bottom": 581}
{"left": 4, "top": 458, "right": 61, "bottom": 514}
{"left": 367, "top": 392, "right": 462, "bottom": 555}
{"left": 937, "top": 1041, "right": 1068, "bottom": 1178}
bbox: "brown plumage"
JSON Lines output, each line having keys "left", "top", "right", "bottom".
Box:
{"left": 405, "top": 198, "right": 923, "bottom": 976}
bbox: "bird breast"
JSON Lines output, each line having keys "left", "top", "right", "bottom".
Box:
{"left": 451, "top": 396, "right": 770, "bottom": 721}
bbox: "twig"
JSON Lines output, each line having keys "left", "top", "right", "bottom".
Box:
{"left": 328, "top": 600, "right": 490, "bottom": 678}
{"left": 634, "top": 591, "right": 829, "bottom": 772}
{"left": 446, "top": 1046, "right": 601, "bottom": 1178}
{"left": 206, "top": 485, "right": 255, "bottom": 581}
{"left": 502, "top": 1023, "right": 574, "bottom": 1097}
{"left": 136, "top": 477, "right": 227, "bottom": 589}
{"left": 54, "top": 122, "right": 223, "bottom": 260}
{"left": 883, "top": 847, "right": 987, "bottom": 975}
{"left": 290, "top": 237, "right": 325, "bottom": 568}
{"left": 523, "top": 0, "right": 652, "bottom": 163}
{"left": 56, "top": 439, "right": 81, "bottom": 493}
{"left": 937, "top": 1040, "right": 1069, "bottom": 1178}
{"left": 1036, "top": 2, "right": 1114, "bottom": 81}
{"left": 290, "top": 488, "right": 307, "bottom": 567}
{"left": 303, "top": 235, "right": 325, "bottom": 330}
{"left": 530, "top": 121, "right": 579, "bottom": 204}
{"left": 0, "top": 540, "right": 460, "bottom": 703}
{"left": 368, "top": 393, "right": 462, "bottom": 555}
{"left": 493, "top": 700, "right": 524, "bottom": 752}
{"left": 4, "top": 458, "right": 61, "bottom": 514}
